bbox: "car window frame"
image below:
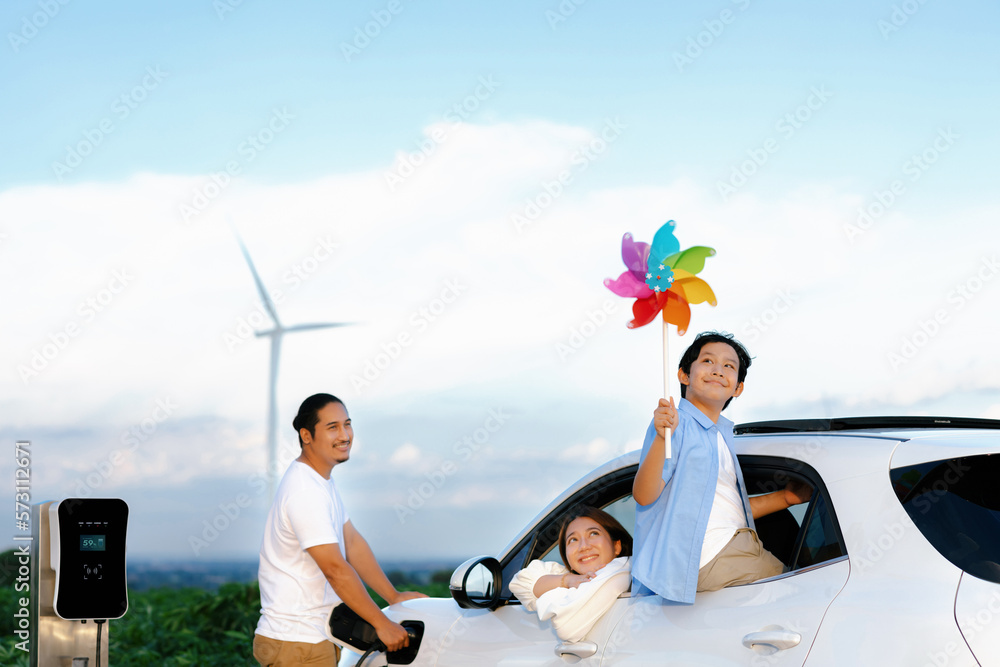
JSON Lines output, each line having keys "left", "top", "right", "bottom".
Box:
{"left": 739, "top": 454, "right": 848, "bottom": 573}
{"left": 498, "top": 464, "right": 636, "bottom": 602}
{"left": 498, "top": 454, "right": 847, "bottom": 602}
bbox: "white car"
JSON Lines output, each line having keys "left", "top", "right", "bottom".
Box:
{"left": 334, "top": 416, "right": 1000, "bottom": 666}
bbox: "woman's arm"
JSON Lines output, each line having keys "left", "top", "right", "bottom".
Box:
{"left": 509, "top": 560, "right": 566, "bottom": 610}
{"left": 532, "top": 571, "right": 595, "bottom": 597}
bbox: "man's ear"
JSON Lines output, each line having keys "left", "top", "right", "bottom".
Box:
{"left": 731, "top": 382, "right": 744, "bottom": 399}
{"left": 677, "top": 367, "right": 690, "bottom": 387}
{"left": 299, "top": 427, "right": 312, "bottom": 445}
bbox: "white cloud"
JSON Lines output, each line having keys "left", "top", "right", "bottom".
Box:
{"left": 557, "top": 438, "right": 621, "bottom": 466}
{"left": 3, "top": 120, "right": 999, "bottom": 559}
{"left": 388, "top": 441, "right": 422, "bottom": 467}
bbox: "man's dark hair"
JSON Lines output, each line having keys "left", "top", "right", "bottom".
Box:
{"left": 292, "top": 393, "right": 345, "bottom": 447}
{"left": 678, "top": 331, "right": 752, "bottom": 410}
{"left": 557, "top": 505, "right": 633, "bottom": 573}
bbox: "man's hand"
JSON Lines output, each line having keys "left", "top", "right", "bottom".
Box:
{"left": 388, "top": 590, "right": 429, "bottom": 604}
{"left": 374, "top": 618, "right": 411, "bottom": 652}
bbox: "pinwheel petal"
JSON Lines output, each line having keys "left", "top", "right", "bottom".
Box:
{"left": 604, "top": 271, "right": 652, "bottom": 299}
{"left": 670, "top": 275, "right": 717, "bottom": 306}
{"left": 649, "top": 221, "right": 680, "bottom": 262}
{"left": 647, "top": 221, "right": 681, "bottom": 277}
{"left": 627, "top": 293, "right": 664, "bottom": 329}
{"left": 660, "top": 291, "right": 692, "bottom": 335}
{"left": 661, "top": 246, "right": 716, "bottom": 275}
{"left": 621, "top": 233, "right": 651, "bottom": 276}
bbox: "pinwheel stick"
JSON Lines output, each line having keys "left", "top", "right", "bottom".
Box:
{"left": 662, "top": 319, "right": 672, "bottom": 458}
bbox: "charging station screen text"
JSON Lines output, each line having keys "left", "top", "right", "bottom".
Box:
{"left": 80, "top": 535, "right": 106, "bottom": 551}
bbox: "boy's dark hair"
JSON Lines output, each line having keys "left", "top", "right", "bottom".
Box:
{"left": 557, "top": 505, "right": 633, "bottom": 573}
{"left": 678, "top": 331, "right": 752, "bottom": 410}
{"left": 293, "top": 393, "right": 345, "bottom": 447}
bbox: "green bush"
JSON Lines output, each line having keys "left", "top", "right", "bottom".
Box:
{"left": 109, "top": 582, "right": 261, "bottom": 666}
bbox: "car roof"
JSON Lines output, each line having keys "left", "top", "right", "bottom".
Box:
{"left": 734, "top": 415, "right": 1000, "bottom": 435}
{"left": 888, "top": 430, "right": 1000, "bottom": 467}
{"left": 735, "top": 416, "right": 1000, "bottom": 469}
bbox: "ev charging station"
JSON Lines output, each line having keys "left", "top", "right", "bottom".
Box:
{"left": 30, "top": 498, "right": 129, "bottom": 667}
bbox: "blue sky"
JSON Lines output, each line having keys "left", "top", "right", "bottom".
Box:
{"left": 2, "top": 0, "right": 999, "bottom": 563}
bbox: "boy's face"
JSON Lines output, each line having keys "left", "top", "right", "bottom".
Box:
{"left": 678, "top": 341, "right": 744, "bottom": 414}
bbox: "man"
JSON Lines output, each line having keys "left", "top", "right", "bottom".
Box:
{"left": 254, "top": 393, "right": 426, "bottom": 665}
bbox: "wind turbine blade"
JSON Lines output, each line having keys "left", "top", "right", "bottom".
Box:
{"left": 282, "top": 322, "right": 356, "bottom": 334}
{"left": 228, "top": 217, "right": 282, "bottom": 328}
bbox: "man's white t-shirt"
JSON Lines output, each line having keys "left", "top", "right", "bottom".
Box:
{"left": 699, "top": 431, "right": 748, "bottom": 567}
{"left": 256, "top": 461, "right": 349, "bottom": 643}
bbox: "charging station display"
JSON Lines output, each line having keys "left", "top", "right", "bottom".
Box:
{"left": 49, "top": 498, "right": 129, "bottom": 620}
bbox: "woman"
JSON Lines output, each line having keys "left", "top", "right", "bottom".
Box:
{"left": 509, "top": 505, "right": 633, "bottom": 642}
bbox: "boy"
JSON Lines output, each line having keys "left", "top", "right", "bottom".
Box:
{"left": 631, "top": 332, "right": 810, "bottom": 604}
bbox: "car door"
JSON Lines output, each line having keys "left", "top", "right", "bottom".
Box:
{"left": 598, "top": 558, "right": 849, "bottom": 666}
{"left": 593, "top": 456, "right": 850, "bottom": 666}
{"left": 433, "top": 603, "right": 606, "bottom": 666}
{"left": 435, "top": 561, "right": 849, "bottom": 667}
{"left": 432, "top": 471, "right": 639, "bottom": 666}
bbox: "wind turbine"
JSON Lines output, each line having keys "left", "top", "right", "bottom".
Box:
{"left": 230, "top": 220, "right": 352, "bottom": 501}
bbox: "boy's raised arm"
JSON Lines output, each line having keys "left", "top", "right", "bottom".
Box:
{"left": 633, "top": 398, "right": 676, "bottom": 506}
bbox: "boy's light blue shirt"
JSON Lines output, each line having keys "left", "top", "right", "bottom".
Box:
{"left": 632, "top": 398, "right": 754, "bottom": 604}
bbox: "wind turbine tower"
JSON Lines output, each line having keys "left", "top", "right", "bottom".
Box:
{"left": 231, "top": 222, "right": 351, "bottom": 501}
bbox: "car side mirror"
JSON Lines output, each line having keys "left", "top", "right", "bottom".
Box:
{"left": 449, "top": 556, "right": 502, "bottom": 610}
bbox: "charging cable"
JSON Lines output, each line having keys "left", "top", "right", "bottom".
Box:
{"left": 353, "top": 640, "right": 386, "bottom": 667}
{"left": 351, "top": 628, "right": 417, "bottom": 667}
{"left": 95, "top": 619, "right": 106, "bottom": 667}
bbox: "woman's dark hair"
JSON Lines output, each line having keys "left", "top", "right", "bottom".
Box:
{"left": 292, "top": 393, "right": 345, "bottom": 447}
{"left": 678, "top": 331, "right": 752, "bottom": 410}
{"left": 557, "top": 505, "right": 633, "bottom": 573}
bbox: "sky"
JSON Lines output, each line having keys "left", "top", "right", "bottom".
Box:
{"left": 2, "top": 0, "right": 999, "bottom": 565}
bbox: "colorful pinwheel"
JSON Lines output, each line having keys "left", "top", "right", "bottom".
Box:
{"left": 604, "top": 220, "right": 717, "bottom": 457}
{"left": 603, "top": 220, "right": 717, "bottom": 335}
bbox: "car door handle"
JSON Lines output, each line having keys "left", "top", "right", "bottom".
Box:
{"left": 742, "top": 629, "right": 801, "bottom": 654}
{"left": 554, "top": 641, "right": 598, "bottom": 659}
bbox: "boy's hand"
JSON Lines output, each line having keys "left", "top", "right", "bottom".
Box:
{"left": 784, "top": 480, "right": 813, "bottom": 506}
{"left": 653, "top": 397, "right": 678, "bottom": 436}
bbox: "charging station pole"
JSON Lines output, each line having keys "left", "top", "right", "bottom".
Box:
{"left": 30, "top": 499, "right": 128, "bottom": 667}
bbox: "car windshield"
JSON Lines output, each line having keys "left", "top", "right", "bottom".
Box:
{"left": 891, "top": 454, "right": 1000, "bottom": 584}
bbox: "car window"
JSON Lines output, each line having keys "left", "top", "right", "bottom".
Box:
{"left": 539, "top": 494, "right": 636, "bottom": 564}
{"left": 501, "top": 456, "right": 844, "bottom": 601}
{"left": 499, "top": 465, "right": 636, "bottom": 599}
{"left": 891, "top": 454, "right": 1000, "bottom": 584}
{"left": 741, "top": 456, "right": 846, "bottom": 572}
